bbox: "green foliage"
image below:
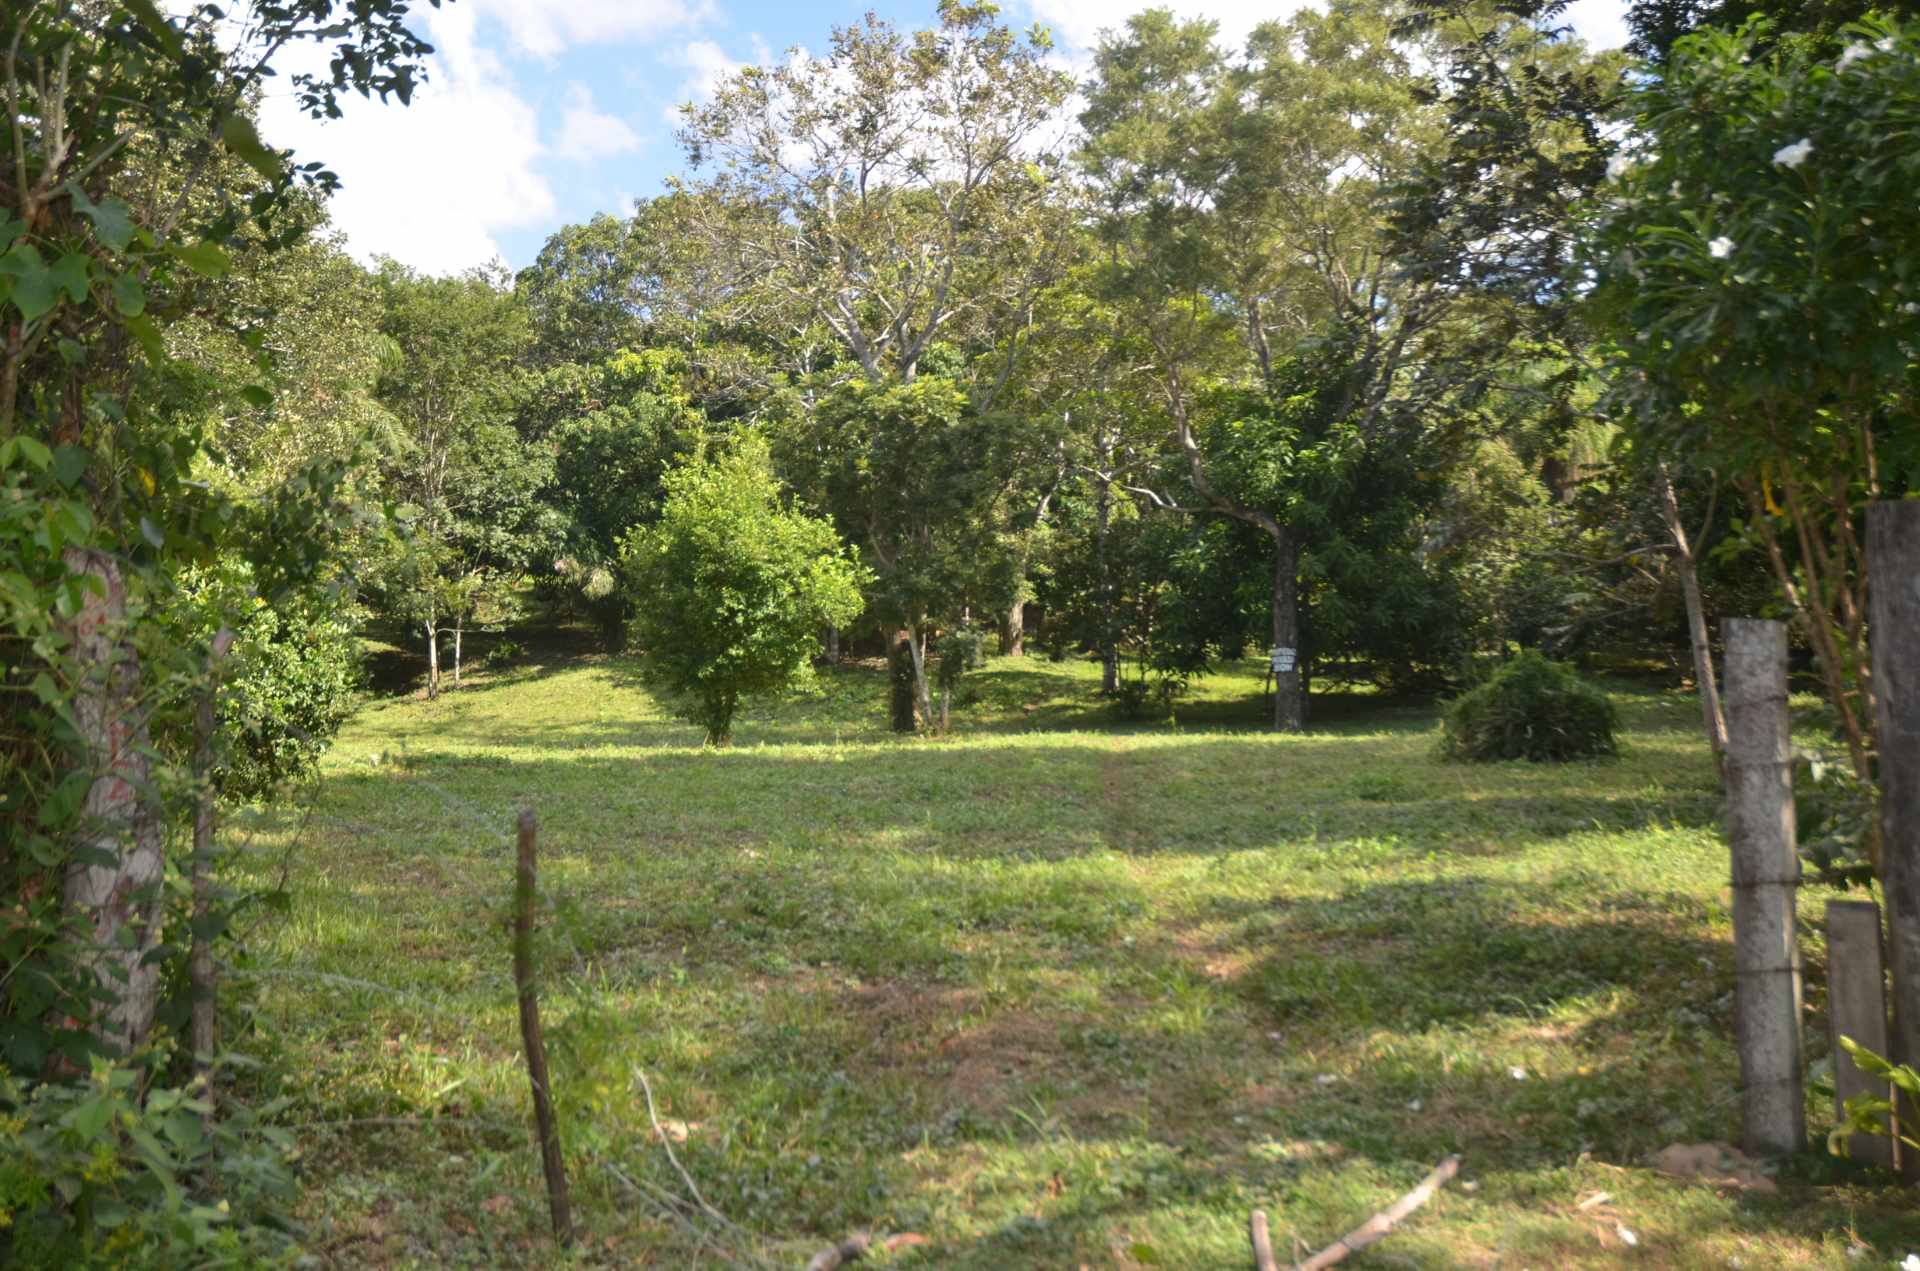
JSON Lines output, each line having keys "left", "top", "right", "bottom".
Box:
{"left": 1588, "top": 12, "right": 1920, "bottom": 789}
{"left": 541, "top": 358, "right": 695, "bottom": 647}
{"left": 1590, "top": 14, "right": 1920, "bottom": 472}
{"left": 1829, "top": 1036, "right": 1920, "bottom": 1155}
{"left": 622, "top": 437, "right": 868, "bottom": 744}
{"left": 220, "top": 596, "right": 363, "bottom": 802}
{"left": 1441, "top": 650, "right": 1620, "bottom": 762}
{"left": 0, "top": 1062, "right": 297, "bottom": 1267}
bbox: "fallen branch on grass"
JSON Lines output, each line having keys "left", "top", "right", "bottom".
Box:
{"left": 1253, "top": 1155, "right": 1461, "bottom": 1271}
{"left": 1250, "top": 1210, "right": 1278, "bottom": 1271}
{"left": 803, "top": 1232, "right": 929, "bottom": 1270}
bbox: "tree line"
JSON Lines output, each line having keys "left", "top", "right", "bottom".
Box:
{"left": 1, "top": 0, "right": 1915, "bottom": 1258}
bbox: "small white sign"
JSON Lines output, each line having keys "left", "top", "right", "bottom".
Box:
{"left": 1270, "top": 646, "right": 1297, "bottom": 674}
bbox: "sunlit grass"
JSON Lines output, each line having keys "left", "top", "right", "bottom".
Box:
{"left": 231, "top": 648, "right": 1920, "bottom": 1268}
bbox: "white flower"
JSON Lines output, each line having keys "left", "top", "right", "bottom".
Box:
{"left": 1709, "top": 236, "right": 1735, "bottom": 258}
{"left": 1509, "top": 1065, "right": 1528, "bottom": 1080}
{"left": 1407, "top": 1098, "right": 1423, "bottom": 1111}
{"left": 1878, "top": 37, "right": 1897, "bottom": 53}
{"left": 1900, "top": 1255, "right": 1920, "bottom": 1271}
{"left": 1902, "top": 302, "right": 1920, "bottom": 316}
{"left": 1837, "top": 42, "right": 1874, "bottom": 71}
{"left": 1773, "top": 137, "right": 1814, "bottom": 169}
{"left": 1617, "top": 1225, "right": 1638, "bottom": 1247}
{"left": 1315, "top": 1073, "right": 1339, "bottom": 1086}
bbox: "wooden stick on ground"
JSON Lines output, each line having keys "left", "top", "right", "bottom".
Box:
{"left": 805, "top": 1233, "right": 871, "bottom": 1271}
{"left": 1291, "top": 1155, "right": 1461, "bottom": 1271}
{"left": 1250, "top": 1209, "right": 1279, "bottom": 1271}
{"left": 804, "top": 1232, "right": 928, "bottom": 1270}
{"left": 513, "top": 809, "right": 573, "bottom": 1246}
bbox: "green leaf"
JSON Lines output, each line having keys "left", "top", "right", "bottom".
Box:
{"left": 12, "top": 436, "right": 52, "bottom": 471}
{"left": 69, "top": 1095, "right": 115, "bottom": 1142}
{"left": 0, "top": 244, "right": 57, "bottom": 321}
{"left": 123, "top": 314, "right": 165, "bottom": 364}
{"left": 220, "top": 112, "right": 285, "bottom": 183}
{"left": 50, "top": 254, "right": 91, "bottom": 303}
{"left": 122, "top": 0, "right": 186, "bottom": 58}
{"left": 167, "top": 240, "right": 230, "bottom": 279}
{"left": 240, "top": 384, "right": 274, "bottom": 409}
{"left": 139, "top": 517, "right": 164, "bottom": 548}
{"left": 52, "top": 445, "right": 87, "bottom": 489}
{"left": 1130, "top": 1243, "right": 1162, "bottom": 1264}
{"left": 112, "top": 273, "right": 146, "bottom": 317}
{"left": 66, "top": 186, "right": 134, "bottom": 253}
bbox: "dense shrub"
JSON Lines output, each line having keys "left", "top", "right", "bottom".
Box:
{"left": 0, "top": 1063, "right": 297, "bottom": 1266}
{"left": 621, "top": 437, "right": 868, "bottom": 744}
{"left": 220, "top": 598, "right": 363, "bottom": 801}
{"left": 1440, "top": 651, "right": 1618, "bottom": 762}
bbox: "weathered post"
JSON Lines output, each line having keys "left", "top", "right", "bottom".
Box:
{"left": 1869, "top": 500, "right": 1920, "bottom": 1157}
{"left": 1723, "top": 617, "right": 1805, "bottom": 1155}
{"left": 1825, "top": 899, "right": 1894, "bottom": 1167}
{"left": 513, "top": 809, "right": 573, "bottom": 1245}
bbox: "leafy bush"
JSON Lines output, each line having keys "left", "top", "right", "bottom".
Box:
{"left": 0, "top": 1062, "right": 297, "bottom": 1267}
{"left": 1440, "top": 651, "right": 1618, "bottom": 762}
{"left": 622, "top": 437, "right": 869, "bottom": 744}
{"left": 220, "top": 597, "right": 363, "bottom": 801}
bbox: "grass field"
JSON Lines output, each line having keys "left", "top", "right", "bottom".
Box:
{"left": 233, "top": 641, "right": 1920, "bottom": 1268}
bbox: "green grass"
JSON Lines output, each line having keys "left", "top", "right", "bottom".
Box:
{"left": 232, "top": 646, "right": 1920, "bottom": 1268}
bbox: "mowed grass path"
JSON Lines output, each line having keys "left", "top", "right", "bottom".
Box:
{"left": 237, "top": 650, "right": 1920, "bottom": 1267}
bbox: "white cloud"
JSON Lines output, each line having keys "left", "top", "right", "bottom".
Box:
{"left": 661, "top": 35, "right": 774, "bottom": 127}
{"left": 556, "top": 83, "right": 642, "bottom": 163}
{"left": 1561, "top": 0, "right": 1631, "bottom": 49}
{"left": 257, "top": 5, "right": 554, "bottom": 274}
{"left": 470, "top": 0, "right": 716, "bottom": 61}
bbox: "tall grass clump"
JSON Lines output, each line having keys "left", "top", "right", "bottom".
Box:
{"left": 1441, "top": 650, "right": 1619, "bottom": 762}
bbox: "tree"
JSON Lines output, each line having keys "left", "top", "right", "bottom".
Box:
{"left": 371, "top": 263, "right": 553, "bottom": 695}
{"left": 1080, "top": 1, "right": 1511, "bottom": 729}
{"left": 1586, "top": 14, "right": 1920, "bottom": 802}
{"left": 775, "top": 375, "right": 1019, "bottom": 728}
{"left": 0, "top": 0, "right": 436, "bottom": 1069}
{"left": 622, "top": 437, "right": 867, "bottom": 745}
{"left": 675, "top": 1, "right": 1074, "bottom": 388}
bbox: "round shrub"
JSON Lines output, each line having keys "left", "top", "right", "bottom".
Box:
{"left": 1440, "top": 650, "right": 1619, "bottom": 762}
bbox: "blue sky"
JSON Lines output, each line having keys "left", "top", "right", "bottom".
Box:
{"left": 259, "top": 0, "right": 1631, "bottom": 275}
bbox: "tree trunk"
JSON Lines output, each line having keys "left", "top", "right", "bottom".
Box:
{"left": 191, "top": 628, "right": 236, "bottom": 1091}
{"left": 425, "top": 616, "right": 439, "bottom": 700}
{"left": 1659, "top": 464, "right": 1727, "bottom": 764}
{"left": 889, "top": 633, "right": 917, "bottom": 733}
{"left": 1270, "top": 531, "right": 1302, "bottom": 732}
{"left": 1003, "top": 601, "right": 1025, "bottom": 657}
{"left": 453, "top": 616, "right": 463, "bottom": 686}
{"left": 1723, "top": 617, "right": 1806, "bottom": 1156}
{"left": 1096, "top": 462, "right": 1118, "bottom": 694}
{"left": 1869, "top": 501, "right": 1920, "bottom": 1168}
{"left": 907, "top": 624, "right": 935, "bottom": 730}
{"left": 826, "top": 625, "right": 840, "bottom": 663}
{"left": 62, "top": 549, "right": 167, "bottom": 1055}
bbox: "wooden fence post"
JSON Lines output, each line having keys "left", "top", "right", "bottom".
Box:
{"left": 1723, "top": 618, "right": 1806, "bottom": 1155}
{"left": 514, "top": 809, "right": 574, "bottom": 1246}
{"left": 1825, "top": 900, "right": 1894, "bottom": 1167}
{"left": 1868, "top": 500, "right": 1920, "bottom": 1159}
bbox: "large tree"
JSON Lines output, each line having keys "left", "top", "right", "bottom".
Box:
{"left": 677, "top": 0, "right": 1077, "bottom": 725}
{"left": 1080, "top": 0, "right": 1523, "bottom": 729}
{"left": 371, "top": 264, "right": 553, "bottom": 696}
{"left": 0, "top": 0, "right": 436, "bottom": 1071}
